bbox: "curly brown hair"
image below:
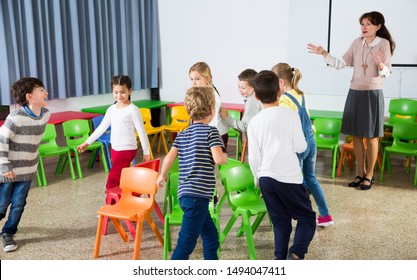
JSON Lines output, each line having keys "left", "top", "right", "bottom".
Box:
{"left": 11, "top": 77, "right": 45, "bottom": 106}
{"left": 184, "top": 87, "right": 215, "bottom": 121}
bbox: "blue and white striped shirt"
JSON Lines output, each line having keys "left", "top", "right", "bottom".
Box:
{"left": 173, "top": 122, "right": 225, "bottom": 200}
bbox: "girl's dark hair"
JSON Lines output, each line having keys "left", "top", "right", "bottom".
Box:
{"left": 360, "top": 11, "right": 396, "bottom": 55}
{"left": 11, "top": 77, "right": 44, "bottom": 106}
{"left": 111, "top": 75, "right": 132, "bottom": 102}
{"left": 111, "top": 75, "right": 132, "bottom": 89}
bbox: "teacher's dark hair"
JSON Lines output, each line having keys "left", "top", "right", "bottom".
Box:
{"left": 360, "top": 11, "right": 396, "bottom": 55}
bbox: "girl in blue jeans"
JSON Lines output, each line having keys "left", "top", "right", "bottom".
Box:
{"left": 272, "top": 62, "right": 334, "bottom": 227}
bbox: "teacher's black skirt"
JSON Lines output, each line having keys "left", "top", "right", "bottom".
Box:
{"left": 341, "top": 89, "right": 384, "bottom": 138}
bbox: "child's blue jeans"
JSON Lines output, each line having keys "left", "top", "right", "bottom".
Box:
{"left": 298, "top": 135, "right": 330, "bottom": 217}
{"left": 171, "top": 195, "right": 219, "bottom": 260}
{"left": 0, "top": 181, "right": 32, "bottom": 235}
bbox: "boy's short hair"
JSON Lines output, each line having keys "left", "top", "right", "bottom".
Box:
{"left": 252, "top": 70, "right": 279, "bottom": 104}
{"left": 11, "top": 77, "right": 45, "bottom": 106}
{"left": 238, "top": 69, "right": 257, "bottom": 87}
{"left": 184, "top": 87, "right": 215, "bottom": 121}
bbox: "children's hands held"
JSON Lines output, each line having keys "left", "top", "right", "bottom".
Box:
{"left": 156, "top": 174, "right": 167, "bottom": 188}
{"left": 76, "top": 143, "right": 89, "bottom": 153}
{"left": 2, "top": 171, "right": 16, "bottom": 179}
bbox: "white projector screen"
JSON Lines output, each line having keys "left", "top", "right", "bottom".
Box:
{"left": 328, "top": 0, "right": 417, "bottom": 67}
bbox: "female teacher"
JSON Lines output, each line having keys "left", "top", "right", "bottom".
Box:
{"left": 307, "top": 11, "right": 395, "bottom": 190}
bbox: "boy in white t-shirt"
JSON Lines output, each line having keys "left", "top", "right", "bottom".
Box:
{"left": 247, "top": 70, "right": 316, "bottom": 260}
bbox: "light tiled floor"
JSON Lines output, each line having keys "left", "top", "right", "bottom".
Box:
{"left": 1, "top": 143, "right": 417, "bottom": 260}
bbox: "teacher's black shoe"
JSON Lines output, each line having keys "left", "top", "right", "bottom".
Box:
{"left": 360, "top": 177, "right": 374, "bottom": 190}
{"left": 348, "top": 176, "right": 364, "bottom": 187}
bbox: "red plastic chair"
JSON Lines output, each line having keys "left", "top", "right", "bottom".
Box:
{"left": 102, "top": 158, "right": 163, "bottom": 238}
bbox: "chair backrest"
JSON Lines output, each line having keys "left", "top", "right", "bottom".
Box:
{"left": 39, "top": 124, "right": 59, "bottom": 149}
{"left": 170, "top": 106, "right": 190, "bottom": 128}
{"left": 119, "top": 167, "right": 159, "bottom": 210}
{"left": 221, "top": 165, "right": 260, "bottom": 209}
{"left": 218, "top": 158, "right": 248, "bottom": 183}
{"left": 391, "top": 122, "right": 417, "bottom": 149}
{"left": 134, "top": 158, "right": 161, "bottom": 172}
{"left": 314, "top": 118, "right": 342, "bottom": 145}
{"left": 388, "top": 99, "right": 417, "bottom": 124}
{"left": 92, "top": 115, "right": 111, "bottom": 132}
{"left": 168, "top": 157, "right": 179, "bottom": 175}
{"left": 140, "top": 108, "right": 155, "bottom": 130}
{"left": 228, "top": 110, "right": 241, "bottom": 121}
{"left": 167, "top": 172, "right": 180, "bottom": 209}
{"left": 62, "top": 119, "right": 91, "bottom": 146}
{"left": 227, "top": 110, "right": 241, "bottom": 136}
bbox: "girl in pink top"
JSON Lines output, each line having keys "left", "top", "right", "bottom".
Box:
{"left": 307, "top": 11, "right": 395, "bottom": 191}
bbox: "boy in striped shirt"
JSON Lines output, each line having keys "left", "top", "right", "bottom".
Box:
{"left": 0, "top": 77, "right": 50, "bottom": 252}
{"left": 157, "top": 86, "right": 228, "bottom": 260}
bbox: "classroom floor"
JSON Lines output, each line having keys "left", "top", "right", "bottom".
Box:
{"left": 1, "top": 141, "right": 417, "bottom": 261}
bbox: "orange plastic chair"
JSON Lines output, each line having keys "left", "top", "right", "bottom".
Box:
{"left": 139, "top": 108, "right": 169, "bottom": 154}
{"left": 93, "top": 167, "right": 164, "bottom": 260}
{"left": 161, "top": 105, "right": 190, "bottom": 143}
{"left": 337, "top": 138, "right": 382, "bottom": 177}
{"left": 102, "top": 158, "right": 163, "bottom": 237}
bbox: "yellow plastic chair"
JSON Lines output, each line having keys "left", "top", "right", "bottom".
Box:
{"left": 37, "top": 124, "right": 76, "bottom": 186}
{"left": 227, "top": 110, "right": 242, "bottom": 160}
{"left": 380, "top": 122, "right": 417, "bottom": 187}
{"left": 93, "top": 167, "right": 164, "bottom": 260}
{"left": 62, "top": 119, "right": 109, "bottom": 179}
{"left": 161, "top": 105, "right": 190, "bottom": 143}
{"left": 219, "top": 164, "right": 267, "bottom": 260}
{"left": 140, "top": 108, "right": 169, "bottom": 154}
{"left": 314, "top": 118, "right": 342, "bottom": 178}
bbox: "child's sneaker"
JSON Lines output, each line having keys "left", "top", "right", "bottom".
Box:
{"left": 317, "top": 215, "right": 334, "bottom": 227}
{"left": 2, "top": 233, "right": 18, "bottom": 252}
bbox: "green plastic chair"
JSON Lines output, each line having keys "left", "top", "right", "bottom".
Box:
{"left": 163, "top": 157, "right": 179, "bottom": 216}
{"left": 314, "top": 118, "right": 342, "bottom": 178}
{"left": 386, "top": 99, "right": 417, "bottom": 126}
{"left": 380, "top": 122, "right": 417, "bottom": 187}
{"left": 37, "top": 124, "right": 76, "bottom": 186}
{"left": 62, "top": 119, "right": 109, "bottom": 179}
{"left": 163, "top": 172, "right": 220, "bottom": 260}
{"left": 219, "top": 164, "right": 267, "bottom": 260}
{"left": 382, "top": 99, "right": 417, "bottom": 154}
{"left": 227, "top": 110, "right": 242, "bottom": 160}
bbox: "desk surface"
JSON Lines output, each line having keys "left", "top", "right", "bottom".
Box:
{"left": 0, "top": 111, "right": 102, "bottom": 127}
{"left": 309, "top": 109, "right": 343, "bottom": 120}
{"left": 49, "top": 111, "right": 102, "bottom": 125}
{"left": 168, "top": 102, "right": 245, "bottom": 113}
{"left": 81, "top": 100, "right": 173, "bottom": 114}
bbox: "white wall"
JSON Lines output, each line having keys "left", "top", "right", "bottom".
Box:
{"left": 287, "top": 0, "right": 417, "bottom": 115}
{"left": 158, "top": 0, "right": 288, "bottom": 104}
{"left": 42, "top": 0, "right": 416, "bottom": 116}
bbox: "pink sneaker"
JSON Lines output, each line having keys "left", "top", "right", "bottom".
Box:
{"left": 317, "top": 215, "right": 334, "bottom": 227}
